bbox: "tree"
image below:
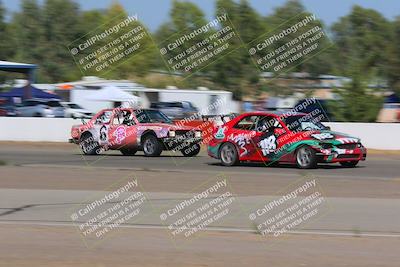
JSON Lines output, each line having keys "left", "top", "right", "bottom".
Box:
{"left": 386, "top": 16, "right": 400, "bottom": 95}
{"left": 331, "top": 5, "right": 391, "bottom": 80}
{"left": 41, "top": 0, "right": 82, "bottom": 82}
{"left": 328, "top": 76, "right": 383, "bottom": 122}
{"left": 0, "top": 0, "right": 13, "bottom": 60}
{"left": 100, "top": 2, "right": 159, "bottom": 79}
{"left": 264, "top": 0, "right": 331, "bottom": 75}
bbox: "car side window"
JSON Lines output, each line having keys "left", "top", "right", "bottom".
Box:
{"left": 95, "top": 111, "right": 112, "bottom": 124}
{"left": 234, "top": 115, "right": 260, "bottom": 131}
{"left": 255, "top": 116, "right": 282, "bottom": 132}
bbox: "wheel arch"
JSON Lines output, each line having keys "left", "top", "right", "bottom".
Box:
{"left": 218, "top": 141, "right": 240, "bottom": 159}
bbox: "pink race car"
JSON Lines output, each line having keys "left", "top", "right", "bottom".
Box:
{"left": 70, "top": 108, "right": 202, "bottom": 157}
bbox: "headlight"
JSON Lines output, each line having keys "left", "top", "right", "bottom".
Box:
{"left": 169, "top": 131, "right": 176, "bottom": 137}
{"left": 320, "top": 143, "right": 333, "bottom": 149}
{"left": 195, "top": 131, "right": 202, "bottom": 138}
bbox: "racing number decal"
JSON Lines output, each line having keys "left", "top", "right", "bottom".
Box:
{"left": 258, "top": 134, "right": 277, "bottom": 156}
{"left": 100, "top": 125, "right": 108, "bottom": 142}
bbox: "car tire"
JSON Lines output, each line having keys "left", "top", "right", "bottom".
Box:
{"left": 219, "top": 142, "right": 239, "bottom": 166}
{"left": 295, "top": 145, "right": 317, "bottom": 169}
{"left": 120, "top": 148, "right": 137, "bottom": 156}
{"left": 340, "top": 161, "right": 359, "bottom": 167}
{"left": 181, "top": 144, "right": 201, "bottom": 157}
{"left": 142, "top": 135, "right": 162, "bottom": 157}
{"left": 79, "top": 133, "right": 101, "bottom": 155}
{"left": 34, "top": 112, "right": 42, "bottom": 117}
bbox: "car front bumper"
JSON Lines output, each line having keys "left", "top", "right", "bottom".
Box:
{"left": 316, "top": 147, "right": 367, "bottom": 163}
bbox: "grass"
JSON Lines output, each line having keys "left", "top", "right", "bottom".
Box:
{"left": 0, "top": 160, "right": 7, "bottom": 166}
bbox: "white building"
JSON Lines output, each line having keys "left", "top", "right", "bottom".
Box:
{"left": 55, "top": 76, "right": 239, "bottom": 115}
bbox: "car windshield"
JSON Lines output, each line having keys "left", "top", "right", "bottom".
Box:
{"left": 283, "top": 115, "right": 328, "bottom": 132}
{"left": 67, "top": 103, "right": 82, "bottom": 109}
{"left": 135, "top": 110, "right": 172, "bottom": 123}
{"left": 46, "top": 101, "right": 62, "bottom": 107}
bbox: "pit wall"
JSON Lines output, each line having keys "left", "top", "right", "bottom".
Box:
{"left": 0, "top": 117, "right": 398, "bottom": 150}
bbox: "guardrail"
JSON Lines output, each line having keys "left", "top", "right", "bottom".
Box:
{"left": 0, "top": 117, "right": 398, "bottom": 150}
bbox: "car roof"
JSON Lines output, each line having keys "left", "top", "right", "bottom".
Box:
{"left": 235, "top": 111, "right": 308, "bottom": 119}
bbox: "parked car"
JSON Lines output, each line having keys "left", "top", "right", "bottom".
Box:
{"left": 16, "top": 98, "right": 65, "bottom": 117}
{"left": 70, "top": 108, "right": 203, "bottom": 157}
{"left": 208, "top": 111, "right": 366, "bottom": 168}
{"left": 0, "top": 104, "right": 18, "bottom": 116}
{"left": 150, "top": 101, "right": 198, "bottom": 119}
{"left": 61, "top": 102, "right": 92, "bottom": 118}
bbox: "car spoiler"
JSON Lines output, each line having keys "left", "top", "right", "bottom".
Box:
{"left": 201, "top": 113, "right": 238, "bottom": 123}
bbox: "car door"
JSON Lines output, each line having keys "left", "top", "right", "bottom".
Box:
{"left": 107, "top": 109, "right": 137, "bottom": 149}
{"left": 226, "top": 115, "right": 261, "bottom": 160}
{"left": 251, "top": 116, "right": 287, "bottom": 162}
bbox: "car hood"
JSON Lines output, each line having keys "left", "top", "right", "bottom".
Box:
{"left": 138, "top": 122, "right": 198, "bottom": 131}
{"left": 305, "top": 130, "right": 360, "bottom": 144}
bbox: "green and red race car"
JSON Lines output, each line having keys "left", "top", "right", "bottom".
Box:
{"left": 207, "top": 111, "right": 367, "bottom": 168}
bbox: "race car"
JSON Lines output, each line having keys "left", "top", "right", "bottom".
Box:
{"left": 70, "top": 108, "right": 202, "bottom": 157}
{"left": 207, "top": 111, "right": 367, "bottom": 168}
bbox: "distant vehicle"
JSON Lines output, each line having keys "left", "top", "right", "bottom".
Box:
{"left": 208, "top": 111, "right": 366, "bottom": 168}
{"left": 61, "top": 102, "right": 92, "bottom": 118}
{"left": 0, "top": 99, "right": 17, "bottom": 116}
{"left": 16, "top": 98, "right": 65, "bottom": 118}
{"left": 150, "top": 101, "right": 198, "bottom": 119}
{"left": 0, "top": 104, "right": 18, "bottom": 116}
{"left": 70, "top": 108, "right": 203, "bottom": 157}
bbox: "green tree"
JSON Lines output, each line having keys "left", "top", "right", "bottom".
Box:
{"left": 329, "top": 76, "right": 383, "bottom": 122}
{"left": 386, "top": 16, "right": 400, "bottom": 95}
{"left": 331, "top": 5, "right": 391, "bottom": 79}
{"left": 101, "top": 2, "right": 158, "bottom": 79}
{"left": 264, "top": 0, "right": 331, "bottom": 75}
{"left": 41, "top": 0, "right": 82, "bottom": 82}
{"left": 11, "top": 0, "right": 44, "bottom": 65}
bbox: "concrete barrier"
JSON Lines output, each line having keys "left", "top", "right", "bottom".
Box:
{"left": 0, "top": 118, "right": 399, "bottom": 150}
{"left": 325, "top": 122, "right": 400, "bottom": 150}
{"left": 0, "top": 117, "right": 76, "bottom": 142}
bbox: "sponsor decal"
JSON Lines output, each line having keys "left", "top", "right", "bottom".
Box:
{"left": 228, "top": 133, "right": 254, "bottom": 157}
{"left": 311, "top": 133, "right": 334, "bottom": 140}
{"left": 215, "top": 127, "right": 226, "bottom": 139}
{"left": 336, "top": 137, "right": 359, "bottom": 144}
{"left": 113, "top": 126, "right": 127, "bottom": 144}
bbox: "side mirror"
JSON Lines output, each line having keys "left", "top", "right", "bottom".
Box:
{"left": 274, "top": 128, "right": 286, "bottom": 136}
{"left": 325, "top": 126, "right": 331, "bottom": 131}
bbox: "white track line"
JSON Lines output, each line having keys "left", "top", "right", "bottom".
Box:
{"left": 0, "top": 221, "right": 399, "bottom": 238}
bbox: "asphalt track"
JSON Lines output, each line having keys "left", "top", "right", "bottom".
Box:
{"left": 1, "top": 143, "right": 399, "bottom": 180}
{"left": 0, "top": 143, "right": 399, "bottom": 266}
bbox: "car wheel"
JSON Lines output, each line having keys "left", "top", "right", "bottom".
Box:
{"left": 181, "top": 144, "right": 201, "bottom": 157}
{"left": 34, "top": 112, "right": 42, "bottom": 117}
{"left": 295, "top": 146, "right": 317, "bottom": 169}
{"left": 120, "top": 148, "right": 137, "bottom": 156}
{"left": 340, "top": 161, "right": 359, "bottom": 167}
{"left": 79, "top": 133, "right": 101, "bottom": 155}
{"left": 143, "top": 135, "right": 162, "bottom": 157}
{"left": 219, "top": 142, "right": 239, "bottom": 166}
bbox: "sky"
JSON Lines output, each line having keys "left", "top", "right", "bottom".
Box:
{"left": 1, "top": 0, "right": 399, "bottom": 31}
